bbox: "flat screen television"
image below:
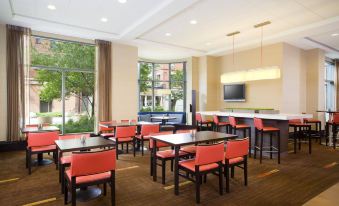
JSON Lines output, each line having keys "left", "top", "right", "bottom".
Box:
{"left": 223, "top": 84, "right": 245, "bottom": 101}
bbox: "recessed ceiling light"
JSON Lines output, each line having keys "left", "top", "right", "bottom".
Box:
{"left": 331, "top": 33, "right": 339, "bottom": 37}
{"left": 101, "top": 17, "right": 108, "bottom": 22}
{"left": 118, "top": 0, "right": 127, "bottom": 3}
{"left": 47, "top": 4, "right": 56, "bottom": 10}
{"left": 190, "top": 20, "right": 197, "bottom": 25}
{"left": 165, "top": 33, "right": 171, "bottom": 37}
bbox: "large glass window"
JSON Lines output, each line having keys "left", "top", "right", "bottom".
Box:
{"left": 26, "top": 36, "right": 95, "bottom": 134}
{"left": 325, "top": 61, "right": 336, "bottom": 120}
{"left": 138, "top": 61, "right": 186, "bottom": 112}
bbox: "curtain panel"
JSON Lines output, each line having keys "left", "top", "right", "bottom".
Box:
{"left": 95, "top": 40, "right": 112, "bottom": 123}
{"left": 6, "top": 25, "right": 31, "bottom": 141}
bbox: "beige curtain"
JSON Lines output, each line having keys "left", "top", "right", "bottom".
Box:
{"left": 6, "top": 25, "right": 31, "bottom": 141}
{"left": 95, "top": 40, "right": 112, "bottom": 122}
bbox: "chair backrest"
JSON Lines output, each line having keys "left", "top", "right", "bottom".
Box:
{"left": 225, "top": 138, "right": 249, "bottom": 159}
{"left": 121, "top": 120, "right": 129, "bottom": 123}
{"left": 141, "top": 124, "right": 160, "bottom": 136}
{"left": 59, "top": 133, "right": 90, "bottom": 140}
{"left": 99, "top": 121, "right": 116, "bottom": 132}
{"left": 229, "top": 116, "right": 236, "bottom": 127}
{"left": 149, "top": 131, "right": 173, "bottom": 149}
{"left": 27, "top": 131, "right": 59, "bottom": 147}
{"left": 70, "top": 149, "right": 116, "bottom": 177}
{"left": 115, "top": 126, "right": 136, "bottom": 138}
{"left": 213, "top": 115, "right": 219, "bottom": 124}
{"left": 333, "top": 113, "right": 339, "bottom": 124}
{"left": 195, "top": 143, "right": 224, "bottom": 166}
{"left": 196, "top": 113, "right": 202, "bottom": 122}
{"left": 253, "top": 117, "right": 264, "bottom": 130}
{"left": 289, "top": 119, "right": 302, "bottom": 124}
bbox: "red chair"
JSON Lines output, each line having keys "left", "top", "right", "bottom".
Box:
{"left": 289, "top": 119, "right": 312, "bottom": 154}
{"left": 64, "top": 149, "right": 116, "bottom": 206}
{"left": 176, "top": 129, "right": 198, "bottom": 155}
{"left": 121, "top": 120, "right": 129, "bottom": 123}
{"left": 224, "top": 138, "right": 249, "bottom": 193}
{"left": 213, "top": 115, "right": 230, "bottom": 133}
{"left": 58, "top": 133, "right": 91, "bottom": 193}
{"left": 330, "top": 113, "right": 339, "bottom": 149}
{"left": 304, "top": 118, "right": 322, "bottom": 144}
{"left": 229, "top": 116, "right": 252, "bottom": 157}
{"left": 99, "top": 121, "right": 117, "bottom": 138}
{"left": 196, "top": 113, "right": 213, "bottom": 131}
{"left": 135, "top": 124, "right": 160, "bottom": 156}
{"left": 178, "top": 143, "right": 224, "bottom": 203}
{"left": 110, "top": 126, "right": 136, "bottom": 159}
{"left": 253, "top": 118, "right": 280, "bottom": 164}
{"left": 26, "top": 131, "right": 59, "bottom": 174}
{"left": 149, "top": 131, "right": 189, "bottom": 184}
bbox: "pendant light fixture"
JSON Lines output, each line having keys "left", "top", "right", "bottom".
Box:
{"left": 221, "top": 21, "right": 280, "bottom": 84}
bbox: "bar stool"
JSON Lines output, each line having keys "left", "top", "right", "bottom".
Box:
{"left": 229, "top": 116, "right": 251, "bottom": 157}
{"left": 331, "top": 113, "right": 339, "bottom": 149}
{"left": 253, "top": 118, "right": 280, "bottom": 164}
{"left": 213, "top": 115, "right": 230, "bottom": 133}
{"left": 196, "top": 113, "right": 213, "bottom": 131}
{"left": 304, "top": 118, "right": 322, "bottom": 144}
{"left": 289, "top": 119, "right": 312, "bottom": 154}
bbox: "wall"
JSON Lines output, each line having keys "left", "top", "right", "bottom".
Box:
{"left": 216, "top": 43, "right": 284, "bottom": 111}
{"left": 111, "top": 43, "right": 138, "bottom": 121}
{"left": 0, "top": 24, "right": 7, "bottom": 141}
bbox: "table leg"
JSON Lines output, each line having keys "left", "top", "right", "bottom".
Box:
{"left": 34, "top": 153, "right": 53, "bottom": 166}
{"left": 174, "top": 146, "right": 179, "bottom": 195}
{"left": 153, "top": 140, "right": 157, "bottom": 182}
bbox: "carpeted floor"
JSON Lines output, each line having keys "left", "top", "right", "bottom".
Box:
{"left": 1, "top": 142, "right": 339, "bottom": 206}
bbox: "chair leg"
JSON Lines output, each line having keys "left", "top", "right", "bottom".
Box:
{"left": 71, "top": 179, "right": 76, "bottom": 206}
{"left": 116, "top": 142, "right": 119, "bottom": 160}
{"left": 61, "top": 165, "right": 65, "bottom": 193}
{"left": 64, "top": 178, "right": 68, "bottom": 205}
{"left": 141, "top": 138, "right": 144, "bottom": 156}
{"left": 162, "top": 159, "right": 166, "bottom": 185}
{"left": 260, "top": 132, "right": 263, "bottom": 164}
{"left": 133, "top": 140, "right": 136, "bottom": 157}
{"left": 25, "top": 149, "right": 28, "bottom": 168}
{"left": 270, "top": 133, "right": 273, "bottom": 159}
{"left": 244, "top": 156, "right": 248, "bottom": 186}
{"left": 28, "top": 150, "right": 32, "bottom": 175}
{"left": 150, "top": 150, "right": 153, "bottom": 176}
{"left": 171, "top": 159, "right": 173, "bottom": 172}
{"left": 195, "top": 172, "right": 200, "bottom": 204}
{"left": 111, "top": 171, "right": 116, "bottom": 206}
{"left": 219, "top": 164, "right": 223, "bottom": 195}
{"left": 309, "top": 127, "right": 312, "bottom": 154}
{"left": 225, "top": 163, "right": 230, "bottom": 193}
{"left": 278, "top": 131, "right": 281, "bottom": 164}
{"left": 103, "top": 183, "right": 107, "bottom": 196}
{"left": 248, "top": 128, "right": 252, "bottom": 157}
{"left": 126, "top": 143, "right": 129, "bottom": 153}
{"left": 254, "top": 129, "right": 257, "bottom": 159}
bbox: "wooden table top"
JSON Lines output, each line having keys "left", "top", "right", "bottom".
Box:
{"left": 21, "top": 126, "right": 60, "bottom": 133}
{"left": 55, "top": 137, "right": 115, "bottom": 152}
{"left": 150, "top": 131, "right": 237, "bottom": 146}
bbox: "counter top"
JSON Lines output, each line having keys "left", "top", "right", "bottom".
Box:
{"left": 198, "top": 111, "right": 313, "bottom": 120}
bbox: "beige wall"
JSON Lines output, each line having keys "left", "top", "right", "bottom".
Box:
{"left": 216, "top": 43, "right": 283, "bottom": 110}
{"left": 0, "top": 24, "right": 7, "bottom": 141}
{"left": 111, "top": 43, "right": 138, "bottom": 121}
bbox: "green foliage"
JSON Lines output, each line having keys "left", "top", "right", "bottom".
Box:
{"left": 36, "top": 112, "right": 62, "bottom": 117}
{"left": 54, "top": 116, "right": 94, "bottom": 133}
{"left": 140, "top": 107, "right": 152, "bottom": 112}
{"left": 154, "top": 106, "right": 165, "bottom": 112}
{"left": 170, "top": 69, "right": 184, "bottom": 111}
{"left": 139, "top": 63, "right": 152, "bottom": 93}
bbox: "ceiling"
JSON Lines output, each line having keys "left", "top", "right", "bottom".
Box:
{"left": 0, "top": 0, "right": 339, "bottom": 60}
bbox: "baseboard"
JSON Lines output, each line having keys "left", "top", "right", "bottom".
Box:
{"left": 0, "top": 141, "right": 26, "bottom": 152}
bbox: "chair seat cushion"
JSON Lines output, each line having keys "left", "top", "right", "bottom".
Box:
{"left": 101, "top": 133, "right": 115, "bottom": 137}
{"left": 110, "top": 137, "right": 133, "bottom": 142}
{"left": 235, "top": 124, "right": 250, "bottom": 129}
{"left": 263, "top": 126, "right": 280, "bottom": 132}
{"left": 201, "top": 120, "right": 212, "bottom": 124}
{"left": 180, "top": 146, "right": 196, "bottom": 154}
{"left": 217, "top": 122, "right": 229, "bottom": 126}
{"left": 30, "top": 145, "right": 56, "bottom": 152}
{"left": 179, "top": 159, "right": 219, "bottom": 172}
{"left": 135, "top": 135, "right": 151, "bottom": 140}
{"left": 60, "top": 156, "right": 71, "bottom": 165}
{"left": 66, "top": 170, "right": 111, "bottom": 184}
{"left": 156, "top": 150, "right": 187, "bottom": 159}
{"left": 223, "top": 157, "right": 244, "bottom": 165}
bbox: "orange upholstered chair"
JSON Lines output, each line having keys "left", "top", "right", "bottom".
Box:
{"left": 149, "top": 131, "right": 188, "bottom": 184}
{"left": 26, "top": 131, "right": 59, "bottom": 174}
{"left": 178, "top": 143, "right": 224, "bottom": 203}
{"left": 135, "top": 124, "right": 160, "bottom": 156}
{"left": 229, "top": 116, "right": 252, "bottom": 157}
{"left": 99, "top": 121, "right": 117, "bottom": 138}
{"left": 58, "top": 133, "right": 91, "bottom": 193}
{"left": 288, "top": 119, "right": 312, "bottom": 154}
{"left": 196, "top": 113, "right": 213, "bottom": 131}
{"left": 253, "top": 117, "right": 280, "bottom": 164}
{"left": 224, "top": 138, "right": 249, "bottom": 193}
{"left": 176, "top": 129, "right": 198, "bottom": 155}
{"left": 213, "top": 115, "right": 230, "bottom": 133}
{"left": 110, "top": 126, "right": 136, "bottom": 159}
{"left": 64, "top": 149, "right": 116, "bottom": 206}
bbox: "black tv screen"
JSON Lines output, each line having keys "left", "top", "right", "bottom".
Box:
{"left": 223, "top": 84, "right": 245, "bottom": 101}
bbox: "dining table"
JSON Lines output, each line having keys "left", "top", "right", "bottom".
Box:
{"left": 22, "top": 126, "right": 61, "bottom": 166}
{"left": 55, "top": 136, "right": 115, "bottom": 202}
{"left": 150, "top": 116, "right": 177, "bottom": 125}
{"left": 150, "top": 131, "right": 238, "bottom": 195}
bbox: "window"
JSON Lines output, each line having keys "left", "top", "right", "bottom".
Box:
{"left": 138, "top": 61, "right": 186, "bottom": 112}
{"left": 26, "top": 36, "right": 95, "bottom": 134}
{"left": 325, "top": 61, "right": 336, "bottom": 120}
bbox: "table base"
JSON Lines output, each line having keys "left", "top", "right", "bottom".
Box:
{"left": 76, "top": 186, "right": 102, "bottom": 202}
{"left": 33, "top": 159, "right": 53, "bottom": 166}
